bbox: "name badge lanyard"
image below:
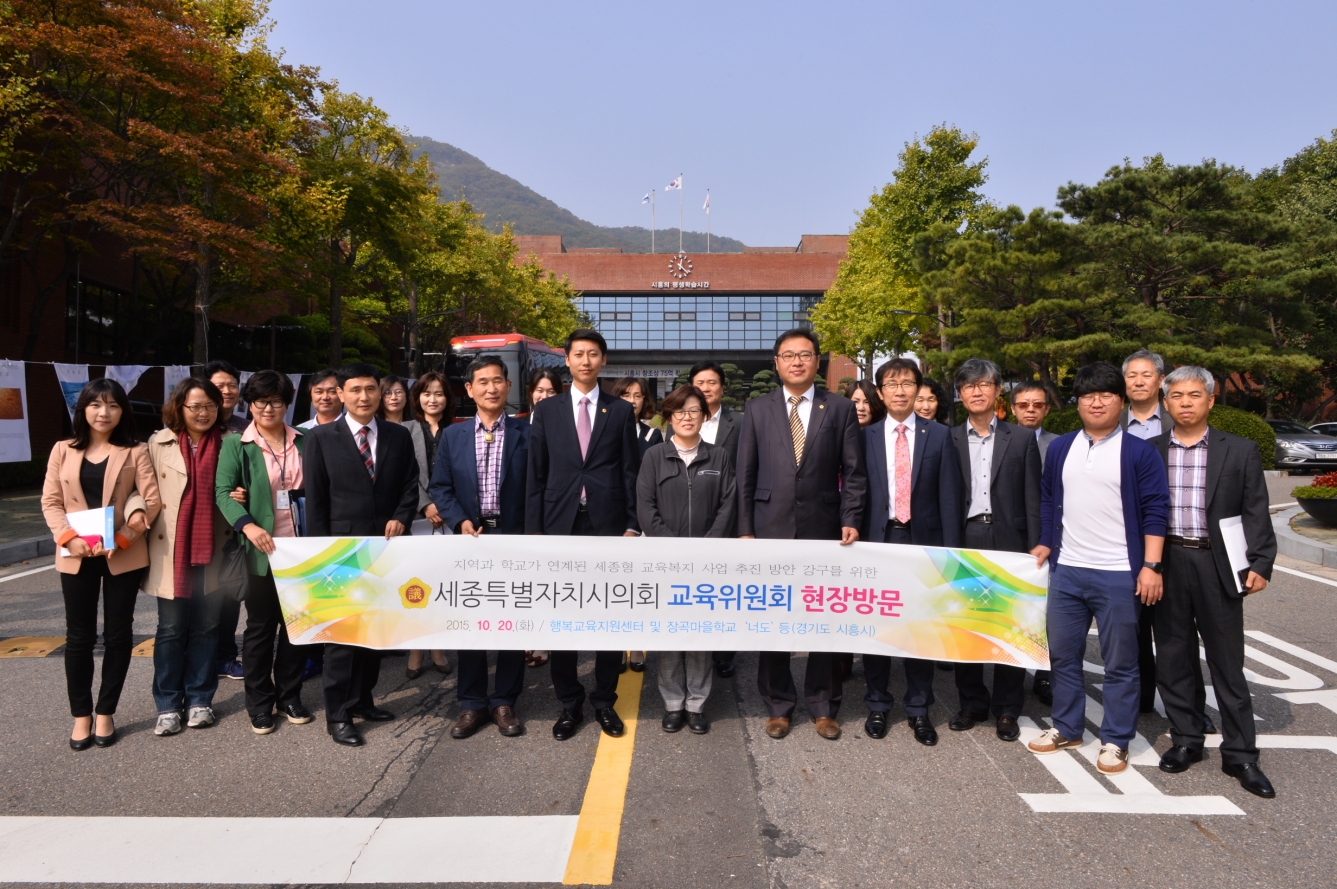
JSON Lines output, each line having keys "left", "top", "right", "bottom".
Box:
{"left": 262, "top": 436, "right": 297, "bottom": 525}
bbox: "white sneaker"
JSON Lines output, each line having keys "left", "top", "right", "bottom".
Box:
{"left": 1027, "top": 727, "right": 1082, "bottom": 754}
{"left": 186, "top": 706, "right": 216, "bottom": 729}
{"left": 154, "top": 712, "right": 183, "bottom": 736}
{"left": 1097, "top": 743, "right": 1128, "bottom": 773}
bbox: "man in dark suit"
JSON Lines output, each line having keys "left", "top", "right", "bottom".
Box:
{"left": 860, "top": 357, "right": 963, "bottom": 746}
{"left": 527, "top": 328, "right": 640, "bottom": 741}
{"left": 737, "top": 328, "right": 866, "bottom": 741}
{"left": 1152, "top": 366, "right": 1277, "bottom": 798}
{"left": 303, "top": 363, "right": 420, "bottom": 747}
{"left": 948, "top": 359, "right": 1042, "bottom": 743}
{"left": 689, "top": 360, "right": 743, "bottom": 679}
{"left": 430, "top": 355, "right": 530, "bottom": 740}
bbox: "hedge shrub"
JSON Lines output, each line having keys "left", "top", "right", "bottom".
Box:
{"left": 1039, "top": 404, "right": 1274, "bottom": 469}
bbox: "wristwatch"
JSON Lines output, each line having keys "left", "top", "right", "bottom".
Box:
{"left": 1142, "top": 561, "right": 1163, "bottom": 574}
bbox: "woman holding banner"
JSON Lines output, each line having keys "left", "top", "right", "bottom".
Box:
{"left": 636, "top": 385, "right": 737, "bottom": 735}
{"left": 215, "top": 370, "right": 315, "bottom": 736}
{"left": 41, "top": 379, "right": 160, "bottom": 750}
{"left": 143, "top": 378, "right": 231, "bottom": 737}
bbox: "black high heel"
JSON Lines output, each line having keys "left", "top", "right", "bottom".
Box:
{"left": 70, "top": 734, "right": 93, "bottom": 751}
{"left": 93, "top": 729, "right": 117, "bottom": 748}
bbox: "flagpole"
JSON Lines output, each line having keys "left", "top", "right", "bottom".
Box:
{"left": 706, "top": 189, "right": 711, "bottom": 254}
{"left": 678, "top": 173, "right": 684, "bottom": 253}
{"left": 651, "top": 190, "right": 656, "bottom": 254}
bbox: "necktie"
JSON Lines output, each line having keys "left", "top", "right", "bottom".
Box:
{"left": 358, "top": 425, "right": 375, "bottom": 481}
{"left": 577, "top": 397, "right": 592, "bottom": 502}
{"left": 894, "top": 424, "right": 911, "bottom": 523}
{"left": 789, "top": 395, "right": 804, "bottom": 465}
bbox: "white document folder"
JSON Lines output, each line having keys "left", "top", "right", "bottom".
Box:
{"left": 59, "top": 506, "right": 115, "bottom": 557}
{"left": 1219, "top": 515, "right": 1251, "bottom": 595}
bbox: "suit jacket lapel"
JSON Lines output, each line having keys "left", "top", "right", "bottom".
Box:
{"left": 911, "top": 420, "right": 928, "bottom": 491}
{"left": 1205, "top": 429, "right": 1225, "bottom": 511}
{"left": 990, "top": 423, "right": 1011, "bottom": 496}
{"left": 339, "top": 420, "right": 375, "bottom": 491}
{"left": 499, "top": 418, "right": 518, "bottom": 488}
{"left": 952, "top": 424, "right": 970, "bottom": 493}
{"left": 867, "top": 420, "right": 888, "bottom": 505}
{"left": 584, "top": 390, "right": 613, "bottom": 463}
{"left": 103, "top": 447, "right": 130, "bottom": 507}
{"left": 799, "top": 389, "right": 831, "bottom": 467}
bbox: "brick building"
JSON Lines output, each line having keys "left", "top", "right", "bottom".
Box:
{"left": 513, "top": 234, "right": 849, "bottom": 395}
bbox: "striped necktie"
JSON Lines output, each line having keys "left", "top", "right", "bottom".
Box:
{"left": 789, "top": 395, "right": 804, "bottom": 465}
{"left": 358, "top": 425, "right": 375, "bottom": 481}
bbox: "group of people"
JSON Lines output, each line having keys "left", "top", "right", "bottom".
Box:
{"left": 40, "top": 329, "right": 1278, "bottom": 799}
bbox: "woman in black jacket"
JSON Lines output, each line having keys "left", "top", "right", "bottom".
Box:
{"left": 613, "top": 377, "right": 663, "bottom": 459}
{"left": 636, "top": 385, "right": 736, "bottom": 735}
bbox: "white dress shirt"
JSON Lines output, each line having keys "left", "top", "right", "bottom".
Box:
{"left": 884, "top": 411, "right": 917, "bottom": 518}
{"left": 570, "top": 382, "right": 600, "bottom": 432}
{"left": 345, "top": 414, "right": 378, "bottom": 471}
{"left": 783, "top": 385, "right": 816, "bottom": 434}
{"left": 700, "top": 406, "right": 721, "bottom": 444}
{"left": 966, "top": 416, "right": 997, "bottom": 518}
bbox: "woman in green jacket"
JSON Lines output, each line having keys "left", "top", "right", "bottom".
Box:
{"left": 214, "top": 371, "right": 314, "bottom": 736}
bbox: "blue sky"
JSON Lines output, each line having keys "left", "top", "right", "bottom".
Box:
{"left": 268, "top": 1, "right": 1337, "bottom": 246}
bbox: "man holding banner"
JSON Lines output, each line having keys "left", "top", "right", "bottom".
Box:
{"left": 737, "top": 328, "right": 866, "bottom": 742}
{"left": 526, "top": 329, "right": 641, "bottom": 741}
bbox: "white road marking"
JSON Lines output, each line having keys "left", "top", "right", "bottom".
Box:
{"left": 1246, "top": 631, "right": 1337, "bottom": 676}
{"left": 1204, "top": 734, "right": 1337, "bottom": 755}
{"left": 1274, "top": 689, "right": 1337, "bottom": 717}
{"left": 1270, "top": 501, "right": 1299, "bottom": 510}
{"left": 0, "top": 815, "right": 579, "bottom": 884}
{"left": 1274, "top": 564, "right": 1337, "bottom": 589}
{"left": 0, "top": 564, "right": 54, "bottom": 583}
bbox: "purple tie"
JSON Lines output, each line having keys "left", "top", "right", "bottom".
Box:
{"left": 577, "top": 396, "right": 592, "bottom": 502}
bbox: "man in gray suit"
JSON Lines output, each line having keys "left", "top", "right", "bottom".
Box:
{"left": 737, "top": 329, "right": 867, "bottom": 741}
{"left": 688, "top": 360, "right": 744, "bottom": 678}
{"left": 1120, "top": 349, "right": 1175, "bottom": 440}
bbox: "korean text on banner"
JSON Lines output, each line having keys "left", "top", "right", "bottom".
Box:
{"left": 0, "top": 361, "right": 30, "bottom": 463}
{"left": 53, "top": 364, "right": 88, "bottom": 421}
{"left": 268, "top": 536, "right": 1050, "bottom": 668}
{"left": 163, "top": 366, "right": 191, "bottom": 401}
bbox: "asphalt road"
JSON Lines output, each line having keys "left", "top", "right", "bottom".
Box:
{"left": 1, "top": 551, "right": 1335, "bottom": 889}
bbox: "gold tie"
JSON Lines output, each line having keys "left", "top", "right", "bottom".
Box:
{"left": 789, "top": 395, "right": 804, "bottom": 465}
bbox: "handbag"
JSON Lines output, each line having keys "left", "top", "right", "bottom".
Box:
{"left": 215, "top": 532, "right": 249, "bottom": 603}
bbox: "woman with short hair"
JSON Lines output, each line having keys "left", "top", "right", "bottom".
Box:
{"left": 636, "top": 385, "right": 737, "bottom": 735}
{"left": 843, "top": 379, "right": 886, "bottom": 428}
{"left": 143, "top": 378, "right": 231, "bottom": 736}
{"left": 41, "top": 379, "right": 159, "bottom": 749}
{"left": 215, "top": 370, "right": 316, "bottom": 735}
{"left": 612, "top": 377, "right": 663, "bottom": 458}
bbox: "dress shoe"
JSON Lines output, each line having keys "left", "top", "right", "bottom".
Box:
{"left": 864, "top": 710, "right": 889, "bottom": 739}
{"left": 327, "top": 721, "right": 364, "bottom": 747}
{"left": 814, "top": 716, "right": 841, "bottom": 740}
{"left": 714, "top": 660, "right": 736, "bottom": 679}
{"left": 348, "top": 705, "right": 394, "bottom": 722}
{"left": 493, "top": 705, "right": 523, "bottom": 737}
{"left": 996, "top": 714, "right": 1020, "bottom": 742}
{"left": 93, "top": 730, "right": 117, "bottom": 748}
{"left": 1202, "top": 714, "right": 1219, "bottom": 734}
{"left": 552, "top": 708, "right": 584, "bottom": 741}
{"left": 949, "top": 710, "right": 985, "bottom": 732}
{"left": 909, "top": 715, "right": 938, "bottom": 746}
{"left": 1033, "top": 678, "right": 1053, "bottom": 706}
{"left": 687, "top": 712, "right": 709, "bottom": 734}
{"left": 432, "top": 658, "right": 452, "bottom": 675}
{"left": 662, "top": 709, "right": 687, "bottom": 733}
{"left": 595, "top": 707, "right": 624, "bottom": 737}
{"left": 405, "top": 666, "right": 425, "bottom": 680}
{"left": 1223, "top": 762, "right": 1276, "bottom": 798}
{"left": 628, "top": 657, "right": 646, "bottom": 673}
{"left": 1159, "top": 745, "right": 1204, "bottom": 773}
{"left": 451, "top": 708, "right": 490, "bottom": 739}
{"left": 69, "top": 734, "right": 94, "bottom": 751}
{"left": 765, "top": 716, "right": 791, "bottom": 739}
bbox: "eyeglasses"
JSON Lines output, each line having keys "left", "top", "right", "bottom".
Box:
{"left": 182, "top": 403, "right": 218, "bottom": 414}
{"left": 1012, "top": 400, "right": 1049, "bottom": 411}
{"left": 1077, "top": 392, "right": 1121, "bottom": 405}
{"left": 251, "top": 399, "right": 286, "bottom": 412}
{"left": 958, "top": 381, "right": 998, "bottom": 394}
{"left": 880, "top": 380, "right": 919, "bottom": 392}
{"left": 777, "top": 351, "right": 817, "bottom": 363}
{"left": 672, "top": 408, "right": 704, "bottom": 419}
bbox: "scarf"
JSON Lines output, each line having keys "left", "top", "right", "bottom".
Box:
{"left": 173, "top": 427, "right": 222, "bottom": 598}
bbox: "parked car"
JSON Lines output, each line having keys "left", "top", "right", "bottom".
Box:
{"left": 1266, "top": 419, "right": 1337, "bottom": 471}
{"left": 1310, "top": 421, "right": 1337, "bottom": 438}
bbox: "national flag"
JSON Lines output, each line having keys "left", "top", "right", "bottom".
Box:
{"left": 665, "top": 176, "right": 682, "bottom": 190}
{"left": 642, "top": 192, "right": 652, "bottom": 204}
{"left": 703, "top": 192, "right": 711, "bottom": 212}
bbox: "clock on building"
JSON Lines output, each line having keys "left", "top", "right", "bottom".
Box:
{"left": 669, "top": 253, "right": 693, "bottom": 279}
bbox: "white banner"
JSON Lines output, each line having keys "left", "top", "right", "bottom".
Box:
{"left": 53, "top": 363, "right": 88, "bottom": 421}
{"left": 0, "top": 361, "right": 31, "bottom": 463}
{"left": 270, "top": 535, "right": 1051, "bottom": 668}
{"left": 104, "top": 364, "right": 149, "bottom": 396}
{"left": 163, "top": 365, "right": 191, "bottom": 401}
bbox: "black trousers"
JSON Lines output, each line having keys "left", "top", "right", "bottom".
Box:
{"left": 1137, "top": 603, "right": 1158, "bottom": 708}
{"left": 323, "top": 644, "right": 382, "bottom": 723}
{"left": 216, "top": 594, "right": 241, "bottom": 664}
{"left": 61, "top": 559, "right": 142, "bottom": 717}
{"left": 864, "top": 523, "right": 935, "bottom": 716}
{"left": 458, "top": 650, "right": 526, "bottom": 711}
{"left": 1156, "top": 544, "right": 1258, "bottom": 765}
{"left": 549, "top": 507, "right": 621, "bottom": 711}
{"left": 953, "top": 521, "right": 1027, "bottom": 718}
{"left": 758, "top": 650, "right": 843, "bottom": 719}
{"left": 242, "top": 571, "right": 306, "bottom": 717}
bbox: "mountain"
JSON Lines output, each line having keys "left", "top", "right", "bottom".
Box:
{"left": 413, "top": 136, "right": 747, "bottom": 254}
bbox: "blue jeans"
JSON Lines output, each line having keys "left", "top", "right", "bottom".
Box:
{"left": 1047, "top": 564, "right": 1142, "bottom": 748}
{"left": 152, "top": 567, "right": 223, "bottom": 713}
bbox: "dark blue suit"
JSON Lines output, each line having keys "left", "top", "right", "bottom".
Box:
{"left": 860, "top": 416, "right": 964, "bottom": 717}
{"left": 428, "top": 415, "right": 529, "bottom": 712}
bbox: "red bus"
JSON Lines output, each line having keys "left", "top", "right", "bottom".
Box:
{"left": 446, "top": 333, "right": 567, "bottom": 418}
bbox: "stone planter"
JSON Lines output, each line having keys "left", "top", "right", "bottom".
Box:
{"left": 1297, "top": 498, "right": 1337, "bottom": 527}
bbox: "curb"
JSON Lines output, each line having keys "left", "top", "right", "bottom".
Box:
{"left": 0, "top": 535, "right": 55, "bottom": 569}
{"left": 1273, "top": 506, "right": 1337, "bottom": 569}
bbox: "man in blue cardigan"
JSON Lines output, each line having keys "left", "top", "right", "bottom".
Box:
{"left": 1027, "top": 363, "right": 1169, "bottom": 775}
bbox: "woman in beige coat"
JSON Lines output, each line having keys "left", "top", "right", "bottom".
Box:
{"left": 143, "top": 378, "right": 231, "bottom": 736}
{"left": 41, "top": 379, "right": 159, "bottom": 750}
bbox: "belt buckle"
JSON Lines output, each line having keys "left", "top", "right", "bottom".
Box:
{"left": 482, "top": 517, "right": 498, "bottom": 529}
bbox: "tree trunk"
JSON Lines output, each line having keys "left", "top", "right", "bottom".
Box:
{"left": 329, "top": 239, "right": 342, "bottom": 366}
{"left": 193, "top": 245, "right": 211, "bottom": 367}
{"left": 407, "top": 280, "right": 419, "bottom": 376}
